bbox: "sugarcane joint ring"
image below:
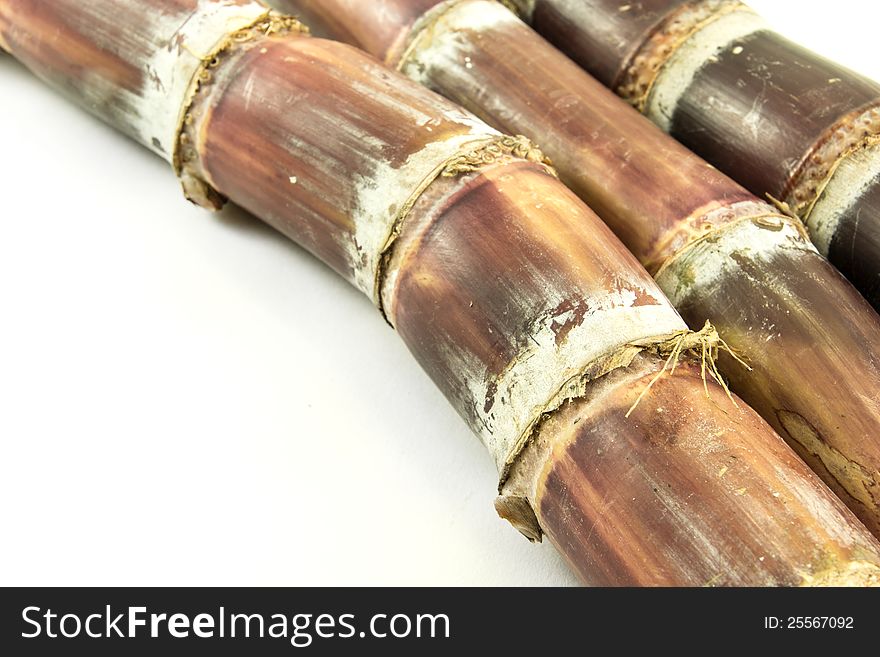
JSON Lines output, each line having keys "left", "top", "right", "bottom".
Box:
{"left": 374, "top": 134, "right": 556, "bottom": 323}
{"left": 173, "top": 12, "right": 310, "bottom": 210}
{"left": 783, "top": 104, "right": 880, "bottom": 221}
{"left": 615, "top": 0, "right": 750, "bottom": 111}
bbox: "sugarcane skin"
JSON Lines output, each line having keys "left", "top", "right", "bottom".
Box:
{"left": 269, "top": 1, "right": 766, "bottom": 271}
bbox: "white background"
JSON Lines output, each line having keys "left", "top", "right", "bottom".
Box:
{"left": 1, "top": 1, "right": 877, "bottom": 586}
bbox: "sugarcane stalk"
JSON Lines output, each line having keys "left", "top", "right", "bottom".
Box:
{"left": 505, "top": 0, "right": 880, "bottom": 310}
{"left": 272, "top": 0, "right": 880, "bottom": 539}
{"left": 3, "top": 0, "right": 880, "bottom": 585}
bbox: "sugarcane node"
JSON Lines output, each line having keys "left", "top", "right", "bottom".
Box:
{"left": 374, "top": 134, "right": 555, "bottom": 324}
{"left": 395, "top": 0, "right": 471, "bottom": 71}
{"left": 613, "top": 0, "right": 750, "bottom": 111}
{"left": 441, "top": 135, "right": 555, "bottom": 177}
{"left": 173, "top": 12, "right": 309, "bottom": 211}
{"left": 782, "top": 105, "right": 880, "bottom": 222}
{"left": 495, "top": 321, "right": 752, "bottom": 542}
{"left": 486, "top": 274, "right": 750, "bottom": 490}
{"left": 493, "top": 337, "right": 682, "bottom": 492}
{"left": 651, "top": 211, "right": 808, "bottom": 280}
{"left": 624, "top": 320, "right": 749, "bottom": 418}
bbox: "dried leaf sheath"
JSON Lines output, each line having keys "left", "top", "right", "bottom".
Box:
{"left": 3, "top": 0, "right": 880, "bottom": 584}
{"left": 274, "top": 0, "right": 880, "bottom": 538}
{"left": 510, "top": 0, "right": 880, "bottom": 311}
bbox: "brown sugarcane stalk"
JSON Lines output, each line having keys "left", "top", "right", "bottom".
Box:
{"left": 272, "top": 0, "right": 880, "bottom": 538}
{"left": 505, "top": 0, "right": 880, "bottom": 311}
{"left": 3, "top": 0, "right": 880, "bottom": 586}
